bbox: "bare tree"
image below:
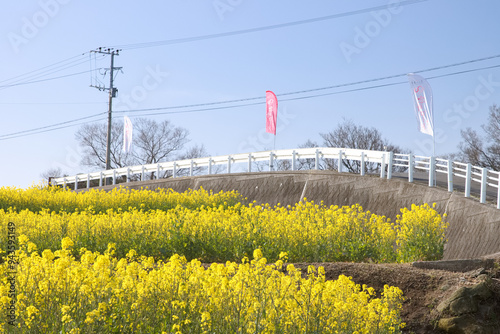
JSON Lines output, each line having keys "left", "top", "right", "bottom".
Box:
{"left": 132, "top": 118, "right": 189, "bottom": 164}
{"left": 76, "top": 118, "right": 191, "bottom": 172}
{"left": 76, "top": 121, "right": 133, "bottom": 170}
{"left": 319, "top": 119, "right": 407, "bottom": 174}
{"left": 458, "top": 104, "right": 500, "bottom": 171}
{"left": 40, "top": 167, "right": 64, "bottom": 180}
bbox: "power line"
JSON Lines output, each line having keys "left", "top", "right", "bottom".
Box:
{"left": 115, "top": 59, "right": 500, "bottom": 115}
{"left": 0, "top": 102, "right": 106, "bottom": 105}
{"left": 110, "top": 0, "right": 427, "bottom": 50}
{"left": 0, "top": 70, "right": 99, "bottom": 89}
{"left": 2, "top": 56, "right": 498, "bottom": 141}
{"left": 0, "top": 54, "right": 86, "bottom": 85}
{"left": 0, "top": 112, "right": 106, "bottom": 140}
{"left": 117, "top": 63, "right": 500, "bottom": 119}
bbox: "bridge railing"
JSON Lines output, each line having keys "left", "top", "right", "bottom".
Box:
{"left": 51, "top": 147, "right": 500, "bottom": 209}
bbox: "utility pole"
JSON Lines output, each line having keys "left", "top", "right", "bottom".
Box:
{"left": 90, "top": 47, "right": 122, "bottom": 177}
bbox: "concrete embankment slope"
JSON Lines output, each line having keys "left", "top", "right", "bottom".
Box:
{"left": 93, "top": 170, "right": 500, "bottom": 260}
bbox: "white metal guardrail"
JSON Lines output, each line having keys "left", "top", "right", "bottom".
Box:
{"left": 52, "top": 147, "right": 500, "bottom": 210}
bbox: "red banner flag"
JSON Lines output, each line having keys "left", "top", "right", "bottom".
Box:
{"left": 266, "top": 90, "right": 278, "bottom": 135}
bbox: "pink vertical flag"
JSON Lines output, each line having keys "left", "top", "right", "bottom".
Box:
{"left": 408, "top": 73, "right": 434, "bottom": 136}
{"left": 266, "top": 90, "right": 278, "bottom": 135}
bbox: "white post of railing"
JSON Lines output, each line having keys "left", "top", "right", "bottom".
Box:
{"left": 87, "top": 174, "right": 90, "bottom": 189}
{"left": 408, "top": 154, "right": 414, "bottom": 183}
{"left": 497, "top": 175, "right": 500, "bottom": 210}
{"left": 447, "top": 160, "right": 453, "bottom": 192}
{"left": 387, "top": 152, "right": 394, "bottom": 180}
{"left": 141, "top": 166, "right": 145, "bottom": 181}
{"left": 269, "top": 151, "right": 274, "bottom": 171}
{"left": 338, "top": 150, "right": 343, "bottom": 173}
{"left": 190, "top": 160, "right": 194, "bottom": 177}
{"left": 315, "top": 149, "right": 319, "bottom": 170}
{"left": 465, "top": 163, "right": 472, "bottom": 198}
{"left": 208, "top": 158, "right": 212, "bottom": 175}
{"left": 248, "top": 154, "right": 252, "bottom": 172}
{"left": 227, "top": 156, "right": 232, "bottom": 174}
{"left": 173, "top": 162, "right": 177, "bottom": 178}
{"left": 63, "top": 178, "right": 67, "bottom": 190}
{"left": 112, "top": 170, "right": 116, "bottom": 185}
{"left": 292, "top": 150, "right": 296, "bottom": 171}
{"left": 157, "top": 163, "right": 161, "bottom": 180}
{"left": 429, "top": 156, "right": 435, "bottom": 187}
{"left": 127, "top": 168, "right": 131, "bottom": 183}
{"left": 380, "top": 153, "right": 386, "bottom": 179}
{"left": 99, "top": 172, "right": 103, "bottom": 187}
{"left": 74, "top": 175, "right": 78, "bottom": 190}
{"left": 480, "top": 168, "right": 488, "bottom": 204}
{"left": 360, "top": 152, "right": 365, "bottom": 176}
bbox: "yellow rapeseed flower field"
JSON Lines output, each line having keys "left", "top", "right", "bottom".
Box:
{"left": 0, "top": 186, "right": 448, "bottom": 332}
{"left": 0, "top": 238, "right": 405, "bottom": 333}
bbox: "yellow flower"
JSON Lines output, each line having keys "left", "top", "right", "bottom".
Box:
{"left": 61, "top": 237, "right": 74, "bottom": 250}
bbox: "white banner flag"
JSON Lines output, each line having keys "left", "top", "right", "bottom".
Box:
{"left": 123, "top": 116, "right": 133, "bottom": 153}
{"left": 408, "top": 73, "right": 434, "bottom": 136}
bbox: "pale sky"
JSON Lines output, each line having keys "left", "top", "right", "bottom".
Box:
{"left": 1, "top": 0, "right": 500, "bottom": 188}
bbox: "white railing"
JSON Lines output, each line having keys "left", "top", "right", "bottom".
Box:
{"left": 51, "top": 147, "right": 500, "bottom": 210}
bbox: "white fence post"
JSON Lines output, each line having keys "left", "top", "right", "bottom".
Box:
{"left": 465, "top": 163, "right": 472, "bottom": 198}
{"left": 74, "top": 175, "right": 78, "bottom": 190}
{"left": 360, "top": 152, "right": 365, "bottom": 176}
{"left": 269, "top": 152, "right": 274, "bottom": 171}
{"left": 248, "top": 154, "right": 252, "bottom": 172}
{"left": 408, "top": 154, "right": 414, "bottom": 183}
{"left": 127, "top": 168, "right": 131, "bottom": 183}
{"left": 338, "top": 150, "right": 343, "bottom": 173}
{"left": 87, "top": 174, "right": 90, "bottom": 189}
{"left": 113, "top": 170, "right": 116, "bottom": 185}
{"left": 99, "top": 172, "right": 103, "bottom": 187}
{"left": 157, "top": 164, "right": 161, "bottom": 180}
{"left": 447, "top": 159, "right": 453, "bottom": 192}
{"left": 315, "top": 149, "right": 320, "bottom": 170}
{"left": 387, "top": 152, "right": 393, "bottom": 180}
{"left": 63, "top": 178, "right": 67, "bottom": 190}
{"left": 227, "top": 156, "right": 232, "bottom": 174}
{"left": 208, "top": 158, "right": 212, "bottom": 175}
{"left": 190, "top": 160, "right": 194, "bottom": 177}
{"left": 141, "top": 166, "right": 145, "bottom": 181}
{"left": 429, "top": 156, "right": 435, "bottom": 187}
{"left": 173, "top": 162, "right": 177, "bottom": 178}
{"left": 480, "top": 168, "right": 488, "bottom": 204}
{"left": 380, "top": 153, "right": 386, "bottom": 179}
{"left": 292, "top": 150, "right": 296, "bottom": 171}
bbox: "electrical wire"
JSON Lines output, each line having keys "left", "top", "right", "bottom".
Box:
{"left": 0, "top": 70, "right": 100, "bottom": 89}
{"left": 0, "top": 112, "right": 106, "bottom": 140}
{"left": 110, "top": 0, "right": 427, "bottom": 50}
{"left": 118, "top": 62, "right": 500, "bottom": 119}
{"left": 1, "top": 55, "right": 498, "bottom": 141}
{"left": 115, "top": 60, "right": 500, "bottom": 115}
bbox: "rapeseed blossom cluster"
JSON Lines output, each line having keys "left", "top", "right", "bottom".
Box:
{"left": 0, "top": 239, "right": 405, "bottom": 333}
{"left": 0, "top": 186, "right": 242, "bottom": 214}
{"left": 0, "top": 186, "right": 447, "bottom": 262}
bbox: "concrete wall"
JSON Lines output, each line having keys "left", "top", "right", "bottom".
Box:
{"left": 90, "top": 170, "right": 500, "bottom": 260}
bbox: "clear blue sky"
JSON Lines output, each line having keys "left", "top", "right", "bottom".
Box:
{"left": 1, "top": 0, "right": 500, "bottom": 188}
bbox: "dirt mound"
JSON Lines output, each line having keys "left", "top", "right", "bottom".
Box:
{"left": 292, "top": 261, "right": 500, "bottom": 333}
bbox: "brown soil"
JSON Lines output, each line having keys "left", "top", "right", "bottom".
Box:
{"left": 292, "top": 260, "right": 500, "bottom": 333}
